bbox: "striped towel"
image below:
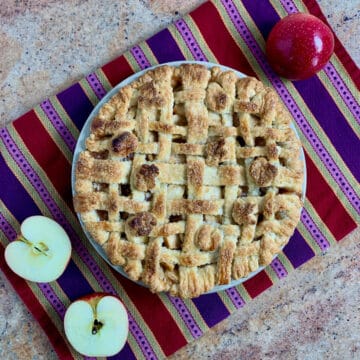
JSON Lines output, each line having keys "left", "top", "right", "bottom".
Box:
{"left": 0, "top": 0, "right": 359, "bottom": 359}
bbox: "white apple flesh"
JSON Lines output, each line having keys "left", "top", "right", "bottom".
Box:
{"left": 4, "top": 216, "right": 72, "bottom": 282}
{"left": 64, "top": 294, "right": 129, "bottom": 357}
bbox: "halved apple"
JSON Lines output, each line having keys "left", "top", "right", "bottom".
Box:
{"left": 4, "top": 216, "right": 72, "bottom": 282}
{"left": 64, "top": 293, "right": 129, "bottom": 357}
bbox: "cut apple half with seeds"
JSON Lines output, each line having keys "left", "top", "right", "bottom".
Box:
{"left": 4, "top": 216, "right": 72, "bottom": 282}
{"left": 64, "top": 293, "right": 129, "bottom": 357}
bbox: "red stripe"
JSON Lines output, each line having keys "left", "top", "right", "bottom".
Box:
{"left": 243, "top": 270, "right": 273, "bottom": 298}
{"left": 101, "top": 55, "right": 134, "bottom": 87}
{"left": 113, "top": 271, "right": 187, "bottom": 356}
{"left": 0, "top": 244, "right": 74, "bottom": 359}
{"left": 190, "top": 2, "right": 256, "bottom": 77}
{"left": 304, "top": 0, "right": 360, "bottom": 90}
{"left": 305, "top": 152, "right": 357, "bottom": 240}
{"left": 13, "top": 111, "right": 71, "bottom": 202}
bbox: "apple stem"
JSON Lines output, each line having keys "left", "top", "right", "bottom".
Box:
{"left": 91, "top": 319, "right": 103, "bottom": 335}
{"left": 17, "top": 235, "right": 50, "bottom": 257}
{"left": 17, "top": 235, "right": 32, "bottom": 246}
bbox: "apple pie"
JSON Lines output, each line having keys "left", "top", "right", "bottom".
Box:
{"left": 73, "top": 64, "right": 304, "bottom": 298}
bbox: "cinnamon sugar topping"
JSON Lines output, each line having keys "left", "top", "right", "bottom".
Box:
{"left": 112, "top": 131, "right": 138, "bottom": 156}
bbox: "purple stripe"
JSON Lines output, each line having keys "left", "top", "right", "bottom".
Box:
{"left": 174, "top": 19, "right": 207, "bottom": 61}
{"left": 283, "top": 229, "right": 315, "bottom": 268}
{"left": 85, "top": 72, "right": 108, "bottom": 100}
{"left": 301, "top": 208, "right": 330, "bottom": 251}
{"left": 0, "top": 150, "right": 41, "bottom": 221}
{"left": 57, "top": 259, "right": 94, "bottom": 299}
{"left": 128, "top": 316, "right": 158, "bottom": 360}
{"left": 221, "top": 0, "right": 360, "bottom": 214}
{"left": 40, "top": 99, "right": 76, "bottom": 152}
{"left": 110, "top": 343, "right": 137, "bottom": 360}
{"left": 281, "top": 1, "right": 360, "bottom": 124}
{"left": 289, "top": 108, "right": 359, "bottom": 213}
{"left": 1, "top": 129, "right": 156, "bottom": 360}
{"left": 146, "top": 28, "right": 185, "bottom": 63}
{"left": 270, "top": 258, "right": 288, "bottom": 279}
{"left": 192, "top": 293, "right": 230, "bottom": 327}
{"left": 279, "top": 0, "right": 298, "bottom": 14}
{"left": 225, "top": 287, "right": 246, "bottom": 309}
{"left": 38, "top": 282, "right": 67, "bottom": 319}
{"left": 0, "top": 212, "right": 17, "bottom": 241}
{"left": 130, "top": 45, "right": 152, "bottom": 70}
{"left": 57, "top": 83, "right": 94, "bottom": 131}
{"left": 323, "top": 63, "right": 360, "bottom": 124}
{"left": 294, "top": 77, "right": 360, "bottom": 180}
{"left": 0, "top": 215, "right": 67, "bottom": 320}
{"left": 109, "top": 342, "right": 136, "bottom": 360}
{"left": 168, "top": 296, "right": 203, "bottom": 339}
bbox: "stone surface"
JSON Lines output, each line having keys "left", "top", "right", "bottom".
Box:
{"left": 0, "top": 0, "right": 359, "bottom": 359}
{"left": 0, "top": 0, "right": 198, "bottom": 128}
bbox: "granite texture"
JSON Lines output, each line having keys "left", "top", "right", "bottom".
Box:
{"left": 0, "top": 1, "right": 359, "bottom": 359}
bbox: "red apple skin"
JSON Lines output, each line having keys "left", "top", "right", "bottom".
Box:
{"left": 79, "top": 292, "right": 108, "bottom": 302}
{"left": 266, "top": 13, "right": 334, "bottom": 80}
{"left": 77, "top": 292, "right": 122, "bottom": 307}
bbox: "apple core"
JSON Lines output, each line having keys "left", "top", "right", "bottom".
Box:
{"left": 91, "top": 319, "right": 104, "bottom": 335}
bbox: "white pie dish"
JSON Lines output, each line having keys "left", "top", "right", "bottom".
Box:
{"left": 71, "top": 61, "right": 307, "bottom": 296}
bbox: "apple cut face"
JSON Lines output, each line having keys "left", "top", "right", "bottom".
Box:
{"left": 64, "top": 295, "right": 129, "bottom": 357}
{"left": 4, "top": 216, "right": 72, "bottom": 282}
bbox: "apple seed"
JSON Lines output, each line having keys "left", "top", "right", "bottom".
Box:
{"left": 18, "top": 235, "right": 51, "bottom": 257}
{"left": 92, "top": 319, "right": 104, "bottom": 335}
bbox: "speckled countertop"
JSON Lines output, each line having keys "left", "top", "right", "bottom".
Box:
{"left": 0, "top": 1, "right": 359, "bottom": 359}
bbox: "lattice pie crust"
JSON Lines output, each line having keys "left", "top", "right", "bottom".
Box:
{"left": 74, "top": 64, "right": 303, "bottom": 298}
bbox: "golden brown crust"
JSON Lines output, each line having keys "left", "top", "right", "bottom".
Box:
{"left": 111, "top": 132, "right": 138, "bottom": 157}
{"left": 169, "top": 199, "right": 222, "bottom": 215}
{"left": 249, "top": 157, "right": 278, "bottom": 186}
{"left": 187, "top": 158, "right": 204, "bottom": 192}
{"left": 232, "top": 199, "right": 258, "bottom": 225}
{"left": 74, "top": 64, "right": 304, "bottom": 298}
{"left": 138, "top": 82, "right": 166, "bottom": 108}
{"left": 126, "top": 212, "right": 157, "bottom": 237}
{"left": 206, "top": 83, "right": 230, "bottom": 112}
{"left": 135, "top": 164, "right": 159, "bottom": 191}
{"left": 217, "top": 239, "right": 236, "bottom": 284}
{"left": 196, "top": 225, "right": 221, "bottom": 251}
{"left": 205, "top": 137, "right": 227, "bottom": 166}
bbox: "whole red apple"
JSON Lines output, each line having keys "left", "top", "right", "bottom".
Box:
{"left": 266, "top": 13, "right": 334, "bottom": 80}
